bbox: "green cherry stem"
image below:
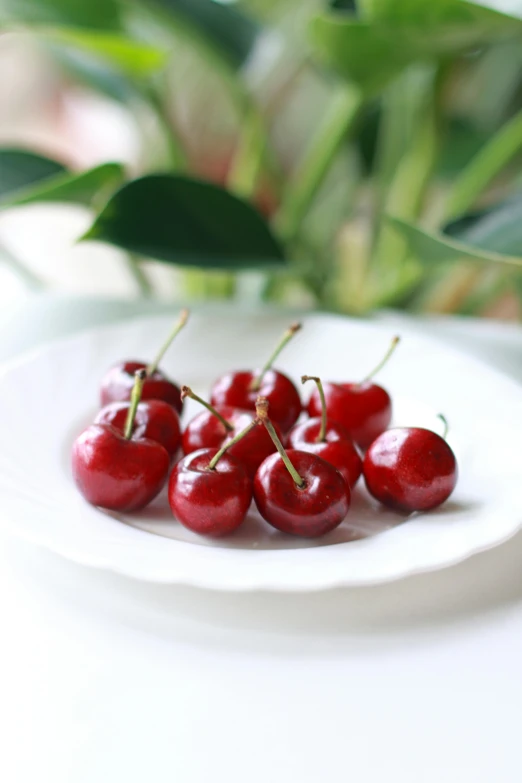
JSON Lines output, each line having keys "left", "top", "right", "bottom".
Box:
{"left": 208, "top": 420, "right": 258, "bottom": 470}
{"left": 301, "top": 375, "right": 327, "bottom": 442}
{"left": 146, "top": 308, "right": 189, "bottom": 376}
{"left": 181, "top": 385, "right": 233, "bottom": 432}
{"left": 438, "top": 414, "right": 449, "bottom": 440}
{"left": 250, "top": 322, "right": 302, "bottom": 391}
{"left": 255, "top": 396, "right": 305, "bottom": 488}
{"left": 124, "top": 369, "right": 146, "bottom": 440}
{"left": 361, "top": 335, "right": 400, "bottom": 384}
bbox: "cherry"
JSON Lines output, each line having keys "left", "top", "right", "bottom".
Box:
{"left": 253, "top": 398, "right": 350, "bottom": 537}
{"left": 210, "top": 322, "right": 302, "bottom": 432}
{"left": 307, "top": 336, "right": 400, "bottom": 450}
{"left": 363, "top": 415, "right": 458, "bottom": 513}
{"left": 287, "top": 375, "right": 362, "bottom": 488}
{"left": 169, "top": 418, "right": 255, "bottom": 537}
{"left": 180, "top": 386, "right": 281, "bottom": 479}
{"left": 100, "top": 309, "right": 189, "bottom": 412}
{"left": 72, "top": 370, "right": 170, "bottom": 511}
{"left": 95, "top": 398, "right": 181, "bottom": 458}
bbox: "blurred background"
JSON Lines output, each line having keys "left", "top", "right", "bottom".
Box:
{"left": 1, "top": 0, "right": 522, "bottom": 318}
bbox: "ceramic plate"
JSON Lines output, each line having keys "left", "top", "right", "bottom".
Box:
{"left": 0, "top": 310, "right": 520, "bottom": 591}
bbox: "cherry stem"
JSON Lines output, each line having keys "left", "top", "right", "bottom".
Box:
{"left": 208, "top": 420, "right": 258, "bottom": 470}
{"left": 250, "top": 322, "right": 302, "bottom": 391}
{"left": 255, "top": 396, "right": 305, "bottom": 488}
{"left": 180, "top": 386, "right": 233, "bottom": 432}
{"left": 124, "top": 369, "right": 146, "bottom": 439}
{"left": 361, "top": 335, "right": 400, "bottom": 384}
{"left": 438, "top": 414, "right": 449, "bottom": 440}
{"left": 146, "top": 308, "right": 189, "bottom": 376}
{"left": 301, "top": 375, "right": 327, "bottom": 442}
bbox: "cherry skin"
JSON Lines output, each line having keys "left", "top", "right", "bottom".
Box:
{"left": 210, "top": 370, "right": 301, "bottom": 433}
{"left": 254, "top": 450, "right": 350, "bottom": 537}
{"left": 72, "top": 423, "right": 170, "bottom": 512}
{"left": 100, "top": 360, "right": 182, "bottom": 412}
{"left": 95, "top": 399, "right": 181, "bottom": 458}
{"left": 287, "top": 418, "right": 362, "bottom": 488}
{"left": 182, "top": 405, "right": 281, "bottom": 479}
{"left": 363, "top": 427, "right": 458, "bottom": 513}
{"left": 169, "top": 449, "right": 252, "bottom": 536}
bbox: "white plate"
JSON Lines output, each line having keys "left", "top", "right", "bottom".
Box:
{"left": 0, "top": 310, "right": 521, "bottom": 591}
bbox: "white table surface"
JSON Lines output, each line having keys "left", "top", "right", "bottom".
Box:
{"left": 1, "top": 296, "right": 521, "bottom": 783}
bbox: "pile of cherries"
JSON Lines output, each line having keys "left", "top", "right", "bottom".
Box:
{"left": 72, "top": 311, "right": 458, "bottom": 538}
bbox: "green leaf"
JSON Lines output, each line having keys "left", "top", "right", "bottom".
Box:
{"left": 41, "top": 28, "right": 168, "bottom": 76}
{"left": 359, "top": 0, "right": 522, "bottom": 24}
{"left": 0, "top": 0, "right": 121, "bottom": 30}
{"left": 0, "top": 149, "right": 66, "bottom": 200}
{"left": 0, "top": 149, "right": 125, "bottom": 208}
{"left": 387, "top": 198, "right": 522, "bottom": 268}
{"left": 82, "top": 175, "right": 285, "bottom": 269}
{"left": 142, "top": 0, "right": 259, "bottom": 68}
{"left": 310, "top": 2, "right": 522, "bottom": 92}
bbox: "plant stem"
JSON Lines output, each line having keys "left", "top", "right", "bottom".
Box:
{"left": 275, "top": 84, "right": 363, "bottom": 243}
{"left": 301, "top": 375, "right": 327, "bottom": 442}
{"left": 227, "top": 106, "right": 266, "bottom": 200}
{"left": 127, "top": 254, "right": 154, "bottom": 298}
{"left": 256, "top": 397, "right": 305, "bottom": 488}
{"left": 208, "top": 420, "right": 258, "bottom": 470}
{"left": 362, "top": 336, "right": 400, "bottom": 383}
{"left": 251, "top": 322, "right": 301, "bottom": 390}
{"left": 146, "top": 308, "right": 189, "bottom": 376}
{"left": 181, "top": 386, "right": 233, "bottom": 431}
{"left": 438, "top": 414, "right": 449, "bottom": 440}
{"left": 124, "top": 370, "right": 146, "bottom": 439}
{"left": 0, "top": 239, "right": 44, "bottom": 289}
{"left": 146, "top": 80, "right": 187, "bottom": 170}
{"left": 444, "top": 107, "right": 522, "bottom": 221}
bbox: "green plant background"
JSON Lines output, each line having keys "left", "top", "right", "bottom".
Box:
{"left": 1, "top": 0, "right": 522, "bottom": 317}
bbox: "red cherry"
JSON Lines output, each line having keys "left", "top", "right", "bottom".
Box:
{"left": 363, "top": 417, "right": 458, "bottom": 513}
{"left": 210, "top": 323, "right": 302, "bottom": 432}
{"left": 307, "top": 336, "right": 399, "bottom": 450}
{"left": 72, "top": 371, "right": 169, "bottom": 511}
{"left": 253, "top": 398, "right": 350, "bottom": 537}
{"left": 100, "top": 361, "right": 182, "bottom": 412}
{"left": 169, "top": 417, "right": 257, "bottom": 536}
{"left": 95, "top": 399, "right": 181, "bottom": 458}
{"left": 181, "top": 387, "right": 281, "bottom": 479}
{"left": 288, "top": 375, "right": 362, "bottom": 487}
{"left": 99, "top": 309, "right": 189, "bottom": 412}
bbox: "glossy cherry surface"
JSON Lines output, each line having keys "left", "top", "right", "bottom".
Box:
{"left": 169, "top": 448, "right": 252, "bottom": 536}
{"left": 210, "top": 370, "right": 301, "bottom": 433}
{"left": 254, "top": 450, "right": 350, "bottom": 537}
{"left": 287, "top": 418, "right": 362, "bottom": 488}
{"left": 95, "top": 399, "right": 181, "bottom": 458}
{"left": 182, "top": 405, "right": 280, "bottom": 479}
{"left": 307, "top": 381, "right": 391, "bottom": 451}
{"left": 72, "top": 423, "right": 170, "bottom": 512}
{"left": 100, "top": 361, "right": 182, "bottom": 412}
{"left": 363, "top": 427, "right": 458, "bottom": 513}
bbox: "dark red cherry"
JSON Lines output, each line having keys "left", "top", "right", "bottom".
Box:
{"left": 72, "top": 424, "right": 170, "bottom": 512}
{"left": 99, "top": 310, "right": 189, "bottom": 412}
{"left": 169, "top": 415, "right": 255, "bottom": 539}
{"left": 100, "top": 361, "right": 182, "bottom": 412}
{"left": 210, "top": 323, "right": 302, "bottom": 432}
{"left": 287, "top": 419, "right": 361, "bottom": 488}
{"left": 253, "top": 397, "right": 350, "bottom": 537}
{"left": 289, "top": 375, "right": 362, "bottom": 487}
{"left": 306, "top": 337, "right": 399, "bottom": 450}
{"left": 363, "top": 421, "right": 458, "bottom": 513}
{"left": 180, "top": 387, "right": 281, "bottom": 479}
{"left": 73, "top": 370, "right": 170, "bottom": 511}
{"left": 95, "top": 398, "right": 181, "bottom": 458}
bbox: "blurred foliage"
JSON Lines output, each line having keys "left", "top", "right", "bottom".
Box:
{"left": 1, "top": 0, "right": 522, "bottom": 317}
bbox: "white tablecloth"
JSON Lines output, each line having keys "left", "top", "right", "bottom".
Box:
{"left": 1, "top": 296, "right": 521, "bottom": 783}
